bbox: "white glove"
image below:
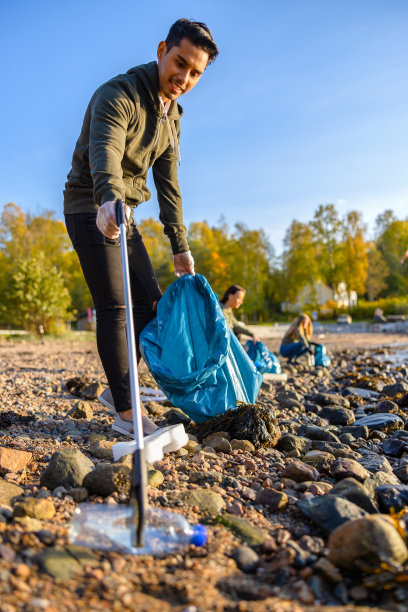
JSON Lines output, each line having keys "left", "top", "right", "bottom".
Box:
{"left": 173, "top": 250, "right": 195, "bottom": 277}
{"left": 96, "top": 201, "right": 130, "bottom": 239}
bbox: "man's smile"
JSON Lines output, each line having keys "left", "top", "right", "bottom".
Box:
{"left": 169, "top": 80, "right": 184, "bottom": 94}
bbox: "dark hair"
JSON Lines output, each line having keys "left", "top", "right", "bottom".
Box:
{"left": 220, "top": 285, "right": 246, "bottom": 304}
{"left": 165, "top": 18, "right": 218, "bottom": 64}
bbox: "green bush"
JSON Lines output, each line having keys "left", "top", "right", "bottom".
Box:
{"left": 350, "top": 297, "right": 408, "bottom": 320}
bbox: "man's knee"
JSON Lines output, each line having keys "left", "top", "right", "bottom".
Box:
{"left": 95, "top": 304, "right": 126, "bottom": 322}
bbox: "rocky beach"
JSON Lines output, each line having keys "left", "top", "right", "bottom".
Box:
{"left": 0, "top": 334, "right": 408, "bottom": 612}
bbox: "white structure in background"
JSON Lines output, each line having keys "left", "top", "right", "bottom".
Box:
{"left": 281, "top": 280, "right": 357, "bottom": 313}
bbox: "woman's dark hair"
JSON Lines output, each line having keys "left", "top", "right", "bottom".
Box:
{"left": 165, "top": 18, "right": 218, "bottom": 64}
{"left": 220, "top": 285, "right": 246, "bottom": 304}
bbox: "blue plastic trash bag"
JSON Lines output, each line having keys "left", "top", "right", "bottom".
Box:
{"left": 314, "top": 343, "right": 331, "bottom": 367}
{"left": 245, "top": 340, "right": 281, "bottom": 374}
{"left": 140, "top": 275, "right": 263, "bottom": 423}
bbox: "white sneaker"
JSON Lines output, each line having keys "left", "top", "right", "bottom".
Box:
{"left": 98, "top": 388, "right": 115, "bottom": 411}
{"left": 111, "top": 414, "right": 158, "bottom": 437}
{"left": 112, "top": 424, "right": 189, "bottom": 464}
{"left": 98, "top": 387, "right": 167, "bottom": 411}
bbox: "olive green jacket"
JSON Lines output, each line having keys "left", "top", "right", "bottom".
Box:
{"left": 63, "top": 61, "right": 188, "bottom": 254}
{"left": 220, "top": 303, "right": 254, "bottom": 338}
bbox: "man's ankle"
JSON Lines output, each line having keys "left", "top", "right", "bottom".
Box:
{"left": 118, "top": 409, "right": 133, "bottom": 421}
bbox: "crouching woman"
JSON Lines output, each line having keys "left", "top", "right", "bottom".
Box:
{"left": 280, "top": 313, "right": 313, "bottom": 363}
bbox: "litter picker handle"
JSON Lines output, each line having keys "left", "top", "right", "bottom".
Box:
{"left": 116, "top": 198, "right": 126, "bottom": 228}
{"left": 115, "top": 198, "right": 148, "bottom": 547}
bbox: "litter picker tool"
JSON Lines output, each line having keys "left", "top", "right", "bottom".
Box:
{"left": 116, "top": 198, "right": 147, "bottom": 547}
{"left": 69, "top": 202, "right": 206, "bottom": 555}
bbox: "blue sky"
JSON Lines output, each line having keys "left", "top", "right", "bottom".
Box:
{"left": 0, "top": 0, "right": 407, "bottom": 253}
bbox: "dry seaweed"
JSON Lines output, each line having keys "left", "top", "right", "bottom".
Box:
{"left": 191, "top": 402, "right": 281, "bottom": 449}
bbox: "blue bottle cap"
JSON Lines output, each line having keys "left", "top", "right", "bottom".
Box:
{"left": 190, "top": 524, "right": 207, "bottom": 547}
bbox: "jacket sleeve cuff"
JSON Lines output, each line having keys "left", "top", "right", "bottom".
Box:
{"left": 99, "top": 188, "right": 124, "bottom": 206}
{"left": 169, "top": 232, "right": 189, "bottom": 255}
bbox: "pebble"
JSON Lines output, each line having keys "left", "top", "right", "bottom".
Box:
{"left": 219, "top": 513, "right": 267, "bottom": 549}
{"left": 181, "top": 488, "right": 226, "bottom": 515}
{"left": 375, "top": 484, "right": 408, "bottom": 513}
{"left": 0, "top": 447, "right": 32, "bottom": 472}
{"left": 147, "top": 469, "right": 164, "bottom": 488}
{"left": 331, "top": 478, "right": 378, "bottom": 513}
{"left": 383, "top": 438, "right": 408, "bottom": 457}
{"left": 331, "top": 457, "right": 371, "bottom": 482}
{"left": 355, "top": 413, "right": 404, "bottom": 433}
{"left": 255, "top": 487, "right": 288, "bottom": 511}
{"left": 230, "top": 545, "right": 259, "bottom": 572}
{"left": 88, "top": 439, "right": 114, "bottom": 459}
{"left": 82, "top": 463, "right": 131, "bottom": 496}
{"left": 320, "top": 406, "right": 355, "bottom": 425}
{"left": 13, "top": 497, "right": 56, "bottom": 520}
{"left": 328, "top": 514, "right": 408, "bottom": 570}
{"left": 0, "top": 480, "right": 23, "bottom": 506}
{"left": 230, "top": 439, "right": 255, "bottom": 453}
{"left": 276, "top": 433, "right": 311, "bottom": 454}
{"left": 297, "top": 494, "right": 368, "bottom": 532}
{"left": 68, "top": 486, "right": 88, "bottom": 502}
{"left": 311, "top": 392, "right": 350, "bottom": 408}
{"left": 280, "top": 459, "right": 319, "bottom": 482}
{"left": 40, "top": 448, "right": 94, "bottom": 490}
{"left": 68, "top": 400, "right": 93, "bottom": 420}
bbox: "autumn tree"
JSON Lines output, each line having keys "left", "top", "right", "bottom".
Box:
{"left": 222, "top": 224, "right": 275, "bottom": 322}
{"left": 374, "top": 209, "right": 397, "bottom": 239}
{"left": 376, "top": 219, "right": 408, "bottom": 296}
{"left": 339, "top": 211, "right": 368, "bottom": 296}
{"left": 365, "top": 243, "right": 388, "bottom": 301}
{"left": 2, "top": 253, "right": 72, "bottom": 333}
{"left": 187, "top": 221, "right": 229, "bottom": 294}
{"left": 0, "top": 202, "right": 70, "bottom": 268}
{"left": 311, "top": 204, "right": 342, "bottom": 294}
{"left": 138, "top": 217, "right": 174, "bottom": 290}
{"left": 0, "top": 202, "right": 91, "bottom": 321}
{"left": 281, "top": 221, "right": 319, "bottom": 304}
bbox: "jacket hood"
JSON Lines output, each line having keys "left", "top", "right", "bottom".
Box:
{"left": 126, "top": 61, "right": 183, "bottom": 120}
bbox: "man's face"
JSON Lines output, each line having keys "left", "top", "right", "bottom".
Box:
{"left": 157, "top": 37, "right": 209, "bottom": 102}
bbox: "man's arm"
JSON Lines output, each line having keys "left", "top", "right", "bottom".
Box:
{"left": 89, "top": 85, "right": 133, "bottom": 207}
{"left": 152, "top": 135, "right": 189, "bottom": 255}
{"left": 152, "top": 137, "right": 194, "bottom": 276}
{"left": 88, "top": 85, "right": 134, "bottom": 237}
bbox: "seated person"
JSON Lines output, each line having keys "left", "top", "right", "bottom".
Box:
{"left": 280, "top": 313, "right": 313, "bottom": 362}
{"left": 373, "top": 308, "right": 386, "bottom": 323}
{"left": 219, "top": 285, "right": 260, "bottom": 343}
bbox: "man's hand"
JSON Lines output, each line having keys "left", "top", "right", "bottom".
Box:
{"left": 173, "top": 250, "right": 195, "bottom": 277}
{"left": 96, "top": 200, "right": 130, "bottom": 239}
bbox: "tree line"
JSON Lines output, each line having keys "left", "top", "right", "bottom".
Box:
{"left": 0, "top": 202, "right": 407, "bottom": 332}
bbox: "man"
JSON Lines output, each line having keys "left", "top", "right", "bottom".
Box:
{"left": 64, "top": 19, "right": 218, "bottom": 446}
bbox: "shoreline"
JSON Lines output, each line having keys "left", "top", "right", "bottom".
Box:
{"left": 0, "top": 338, "right": 407, "bottom": 610}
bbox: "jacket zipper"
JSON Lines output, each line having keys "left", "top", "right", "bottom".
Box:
{"left": 131, "top": 112, "right": 165, "bottom": 199}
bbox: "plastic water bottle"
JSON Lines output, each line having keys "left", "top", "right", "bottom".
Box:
{"left": 70, "top": 504, "right": 207, "bottom": 556}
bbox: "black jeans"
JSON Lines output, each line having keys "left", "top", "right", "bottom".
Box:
{"left": 65, "top": 212, "right": 162, "bottom": 413}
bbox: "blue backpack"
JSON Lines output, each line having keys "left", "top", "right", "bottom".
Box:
{"left": 314, "top": 343, "right": 331, "bottom": 367}
{"left": 140, "top": 275, "right": 262, "bottom": 423}
{"left": 245, "top": 340, "right": 281, "bottom": 374}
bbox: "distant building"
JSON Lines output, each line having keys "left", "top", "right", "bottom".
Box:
{"left": 76, "top": 308, "right": 96, "bottom": 331}
{"left": 281, "top": 280, "right": 357, "bottom": 313}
